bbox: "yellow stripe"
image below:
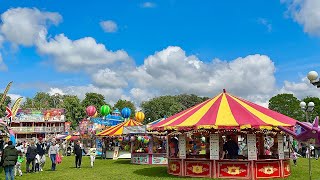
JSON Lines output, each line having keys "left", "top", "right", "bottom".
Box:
{"left": 215, "top": 94, "right": 238, "bottom": 126}
{"left": 178, "top": 94, "right": 222, "bottom": 127}
{"left": 160, "top": 94, "right": 222, "bottom": 127}
{"left": 229, "top": 95, "right": 289, "bottom": 126}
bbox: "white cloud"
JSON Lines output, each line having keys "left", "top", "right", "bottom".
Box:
{"left": 141, "top": 2, "right": 156, "bottom": 8}
{"left": 0, "top": 53, "right": 7, "bottom": 71}
{"left": 91, "top": 68, "right": 128, "bottom": 88}
{"left": 48, "top": 87, "right": 65, "bottom": 96}
{"left": 36, "top": 34, "right": 131, "bottom": 71}
{"left": 0, "top": 7, "right": 62, "bottom": 46}
{"left": 0, "top": 35, "right": 4, "bottom": 47}
{"left": 100, "top": 20, "right": 118, "bottom": 33}
{"left": 7, "top": 93, "right": 23, "bottom": 104}
{"left": 257, "top": 18, "right": 272, "bottom": 32}
{"left": 279, "top": 77, "right": 320, "bottom": 99}
{"left": 283, "top": 0, "right": 320, "bottom": 36}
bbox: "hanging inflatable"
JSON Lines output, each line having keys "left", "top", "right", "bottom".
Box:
{"left": 86, "top": 106, "right": 97, "bottom": 117}
{"left": 121, "top": 107, "right": 131, "bottom": 119}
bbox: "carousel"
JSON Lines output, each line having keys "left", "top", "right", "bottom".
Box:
{"left": 150, "top": 90, "right": 297, "bottom": 179}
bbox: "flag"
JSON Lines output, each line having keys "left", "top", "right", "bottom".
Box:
{"left": 11, "top": 97, "right": 23, "bottom": 119}
{"left": 6, "top": 106, "right": 12, "bottom": 123}
{"left": 0, "top": 81, "right": 13, "bottom": 105}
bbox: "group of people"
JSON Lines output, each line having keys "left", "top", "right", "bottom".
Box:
{"left": 0, "top": 137, "right": 97, "bottom": 180}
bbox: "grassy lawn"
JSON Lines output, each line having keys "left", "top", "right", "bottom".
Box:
{"left": 0, "top": 156, "right": 319, "bottom": 180}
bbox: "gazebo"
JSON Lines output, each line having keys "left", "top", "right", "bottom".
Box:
{"left": 150, "top": 90, "right": 297, "bottom": 179}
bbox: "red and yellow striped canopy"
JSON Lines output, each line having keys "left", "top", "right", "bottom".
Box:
{"left": 97, "top": 119, "right": 142, "bottom": 136}
{"left": 151, "top": 91, "right": 297, "bottom": 131}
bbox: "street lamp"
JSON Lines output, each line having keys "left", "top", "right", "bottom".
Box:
{"left": 300, "top": 101, "right": 315, "bottom": 180}
{"left": 307, "top": 71, "right": 320, "bottom": 88}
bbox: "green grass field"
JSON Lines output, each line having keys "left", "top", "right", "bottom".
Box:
{"left": 0, "top": 156, "right": 319, "bottom": 180}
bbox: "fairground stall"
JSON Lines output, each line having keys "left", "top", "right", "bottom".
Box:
{"left": 126, "top": 118, "right": 168, "bottom": 165}
{"left": 96, "top": 119, "right": 142, "bottom": 159}
{"left": 150, "top": 90, "right": 297, "bottom": 179}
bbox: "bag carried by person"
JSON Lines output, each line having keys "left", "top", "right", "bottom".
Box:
{"left": 55, "top": 153, "right": 62, "bottom": 164}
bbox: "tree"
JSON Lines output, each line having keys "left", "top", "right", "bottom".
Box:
{"left": 268, "top": 94, "right": 304, "bottom": 121}
{"left": 175, "top": 94, "right": 209, "bottom": 110}
{"left": 21, "top": 97, "right": 34, "bottom": 109}
{"left": 81, "top": 93, "right": 106, "bottom": 116}
{"left": 32, "top": 92, "right": 52, "bottom": 109}
{"left": 141, "top": 95, "right": 184, "bottom": 124}
{"left": 62, "top": 95, "right": 85, "bottom": 129}
{"left": 51, "top": 93, "right": 64, "bottom": 108}
{"left": 301, "top": 96, "right": 320, "bottom": 122}
{"left": 113, "top": 99, "right": 136, "bottom": 118}
{"left": 0, "top": 93, "right": 11, "bottom": 118}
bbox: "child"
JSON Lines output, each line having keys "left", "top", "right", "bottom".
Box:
{"left": 15, "top": 151, "right": 24, "bottom": 176}
{"left": 89, "top": 145, "right": 97, "bottom": 168}
{"left": 291, "top": 149, "right": 298, "bottom": 166}
{"left": 35, "top": 154, "right": 40, "bottom": 172}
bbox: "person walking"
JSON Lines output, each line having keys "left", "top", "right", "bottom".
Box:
{"left": 26, "top": 141, "right": 37, "bottom": 173}
{"left": 36, "top": 137, "right": 46, "bottom": 171}
{"left": 1, "top": 141, "right": 18, "bottom": 180}
{"left": 89, "top": 145, "right": 97, "bottom": 168}
{"left": 74, "top": 141, "right": 83, "bottom": 168}
{"left": 101, "top": 138, "right": 106, "bottom": 159}
{"left": 48, "top": 141, "right": 59, "bottom": 171}
{"left": 15, "top": 151, "right": 24, "bottom": 177}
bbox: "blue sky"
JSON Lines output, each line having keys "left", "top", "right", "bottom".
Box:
{"left": 0, "top": 0, "right": 320, "bottom": 105}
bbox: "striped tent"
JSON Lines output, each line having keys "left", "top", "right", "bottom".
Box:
{"left": 150, "top": 90, "right": 297, "bottom": 131}
{"left": 97, "top": 119, "right": 142, "bottom": 136}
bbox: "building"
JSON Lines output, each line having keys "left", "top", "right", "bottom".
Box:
{"left": 10, "top": 108, "right": 66, "bottom": 141}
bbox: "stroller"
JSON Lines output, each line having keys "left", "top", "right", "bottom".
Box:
{"left": 67, "top": 146, "right": 72, "bottom": 156}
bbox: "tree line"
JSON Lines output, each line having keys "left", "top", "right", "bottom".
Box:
{"left": 1, "top": 92, "right": 319, "bottom": 129}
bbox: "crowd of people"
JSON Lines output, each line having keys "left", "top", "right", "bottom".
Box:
{"left": 0, "top": 137, "right": 97, "bottom": 180}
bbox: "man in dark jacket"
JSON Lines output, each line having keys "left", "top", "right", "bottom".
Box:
{"left": 36, "top": 137, "right": 46, "bottom": 171}
{"left": 26, "top": 141, "right": 37, "bottom": 173}
{"left": 1, "top": 141, "right": 18, "bottom": 180}
{"left": 74, "top": 141, "right": 83, "bottom": 168}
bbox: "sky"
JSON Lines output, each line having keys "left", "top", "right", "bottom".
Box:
{"left": 0, "top": 0, "right": 320, "bottom": 107}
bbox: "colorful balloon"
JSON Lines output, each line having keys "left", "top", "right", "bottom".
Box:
{"left": 100, "top": 105, "right": 110, "bottom": 116}
{"left": 121, "top": 107, "right": 131, "bottom": 118}
{"left": 93, "top": 111, "right": 98, "bottom": 118}
{"left": 137, "top": 136, "right": 142, "bottom": 141}
{"left": 135, "top": 111, "right": 145, "bottom": 122}
{"left": 130, "top": 136, "right": 136, "bottom": 142}
{"left": 86, "top": 106, "right": 97, "bottom": 117}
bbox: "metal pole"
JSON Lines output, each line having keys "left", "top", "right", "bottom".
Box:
{"left": 309, "top": 143, "right": 312, "bottom": 180}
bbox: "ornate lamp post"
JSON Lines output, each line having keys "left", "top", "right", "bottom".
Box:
{"left": 300, "top": 101, "right": 315, "bottom": 180}
{"left": 307, "top": 71, "right": 320, "bottom": 88}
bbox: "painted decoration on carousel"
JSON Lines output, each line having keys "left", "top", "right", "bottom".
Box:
{"left": 209, "top": 134, "right": 219, "bottom": 160}
{"left": 121, "top": 107, "right": 131, "bottom": 119}
{"left": 218, "top": 162, "right": 249, "bottom": 178}
{"left": 278, "top": 116, "right": 320, "bottom": 145}
{"left": 86, "top": 105, "right": 97, "bottom": 117}
{"left": 131, "top": 154, "right": 149, "bottom": 164}
{"left": 185, "top": 161, "right": 211, "bottom": 177}
{"left": 135, "top": 111, "right": 145, "bottom": 123}
{"left": 283, "top": 160, "right": 291, "bottom": 177}
{"left": 152, "top": 154, "right": 168, "bottom": 164}
{"left": 100, "top": 105, "right": 111, "bottom": 116}
{"left": 168, "top": 160, "right": 181, "bottom": 176}
{"left": 255, "top": 161, "right": 280, "bottom": 178}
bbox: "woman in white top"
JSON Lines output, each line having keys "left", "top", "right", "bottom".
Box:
{"left": 48, "top": 141, "right": 59, "bottom": 171}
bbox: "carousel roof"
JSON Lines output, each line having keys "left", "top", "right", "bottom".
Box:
{"left": 97, "top": 119, "right": 142, "bottom": 136}
{"left": 150, "top": 90, "right": 297, "bottom": 131}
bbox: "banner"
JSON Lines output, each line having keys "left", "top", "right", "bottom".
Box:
{"left": 113, "top": 147, "right": 120, "bottom": 160}
{"left": 123, "top": 125, "right": 146, "bottom": 134}
{"left": 11, "top": 97, "right": 23, "bottom": 118}
{"left": 0, "top": 81, "right": 13, "bottom": 105}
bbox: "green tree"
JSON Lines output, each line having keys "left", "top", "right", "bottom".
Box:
{"left": 0, "top": 93, "right": 11, "bottom": 117}
{"left": 268, "top": 93, "right": 304, "bottom": 121}
{"left": 175, "top": 94, "right": 209, "bottom": 110}
{"left": 301, "top": 96, "right": 320, "bottom": 122}
{"left": 141, "top": 95, "right": 184, "bottom": 124}
{"left": 113, "top": 99, "right": 136, "bottom": 118}
{"left": 32, "top": 92, "right": 52, "bottom": 109}
{"left": 62, "top": 95, "right": 85, "bottom": 129}
{"left": 81, "top": 93, "right": 106, "bottom": 116}
{"left": 51, "top": 93, "right": 64, "bottom": 108}
{"left": 21, "top": 97, "right": 34, "bottom": 109}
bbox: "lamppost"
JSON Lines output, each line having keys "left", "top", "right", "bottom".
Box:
{"left": 300, "top": 101, "right": 315, "bottom": 180}
{"left": 307, "top": 71, "right": 320, "bottom": 88}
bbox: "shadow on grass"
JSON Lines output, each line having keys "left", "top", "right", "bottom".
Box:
{"left": 112, "top": 160, "right": 132, "bottom": 164}
{"left": 133, "top": 167, "right": 176, "bottom": 178}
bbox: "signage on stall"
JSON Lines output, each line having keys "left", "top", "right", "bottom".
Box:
{"left": 113, "top": 147, "right": 120, "bottom": 160}
{"left": 247, "top": 134, "right": 257, "bottom": 160}
{"left": 178, "top": 134, "right": 186, "bottom": 159}
{"left": 210, "top": 134, "right": 219, "bottom": 160}
{"left": 278, "top": 134, "right": 284, "bottom": 159}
